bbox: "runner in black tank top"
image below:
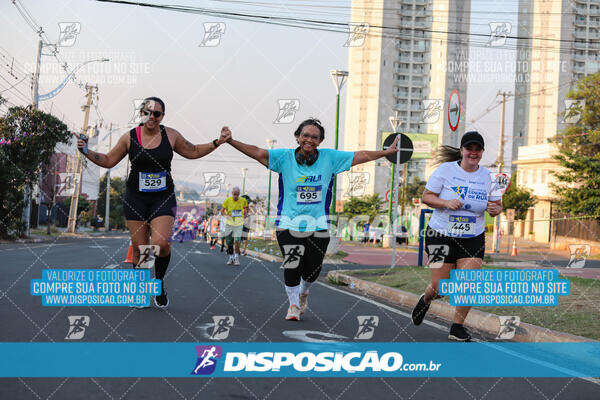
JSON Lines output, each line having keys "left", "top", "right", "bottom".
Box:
{"left": 75, "top": 97, "right": 232, "bottom": 309}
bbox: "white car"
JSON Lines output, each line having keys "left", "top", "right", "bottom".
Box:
{"left": 368, "top": 226, "right": 408, "bottom": 244}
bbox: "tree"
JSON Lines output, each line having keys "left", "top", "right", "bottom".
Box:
{"left": 64, "top": 195, "right": 91, "bottom": 214}
{"left": 502, "top": 172, "right": 536, "bottom": 220}
{"left": 551, "top": 72, "right": 600, "bottom": 217}
{"left": 404, "top": 177, "right": 426, "bottom": 208}
{"left": 341, "top": 194, "right": 384, "bottom": 223}
{"left": 0, "top": 106, "right": 71, "bottom": 239}
{"left": 96, "top": 174, "right": 127, "bottom": 230}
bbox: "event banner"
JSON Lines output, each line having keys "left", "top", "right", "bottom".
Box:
{"left": 1, "top": 342, "right": 599, "bottom": 378}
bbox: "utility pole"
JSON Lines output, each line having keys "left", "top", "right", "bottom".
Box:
{"left": 47, "top": 162, "right": 58, "bottom": 235}
{"left": 104, "top": 123, "right": 113, "bottom": 232}
{"left": 23, "top": 39, "right": 43, "bottom": 236}
{"left": 67, "top": 85, "right": 95, "bottom": 233}
{"left": 241, "top": 167, "right": 248, "bottom": 195}
{"left": 31, "top": 39, "right": 42, "bottom": 108}
{"left": 492, "top": 91, "right": 513, "bottom": 253}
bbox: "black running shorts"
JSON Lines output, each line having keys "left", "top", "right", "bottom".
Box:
{"left": 275, "top": 229, "right": 330, "bottom": 286}
{"left": 123, "top": 188, "right": 177, "bottom": 222}
{"left": 424, "top": 226, "right": 485, "bottom": 264}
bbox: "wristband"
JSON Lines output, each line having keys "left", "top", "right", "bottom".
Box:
{"left": 213, "top": 139, "right": 219, "bottom": 148}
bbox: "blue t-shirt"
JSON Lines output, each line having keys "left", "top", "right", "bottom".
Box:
{"left": 268, "top": 148, "right": 354, "bottom": 232}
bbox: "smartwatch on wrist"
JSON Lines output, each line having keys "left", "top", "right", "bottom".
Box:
{"left": 213, "top": 139, "right": 219, "bottom": 148}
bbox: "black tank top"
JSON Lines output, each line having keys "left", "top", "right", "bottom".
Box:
{"left": 127, "top": 125, "right": 174, "bottom": 193}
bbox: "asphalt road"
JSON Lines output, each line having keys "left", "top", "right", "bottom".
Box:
{"left": 1, "top": 236, "right": 599, "bottom": 399}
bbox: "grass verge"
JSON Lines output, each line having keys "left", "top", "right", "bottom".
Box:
{"left": 342, "top": 266, "right": 600, "bottom": 340}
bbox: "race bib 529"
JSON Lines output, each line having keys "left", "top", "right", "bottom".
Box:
{"left": 139, "top": 171, "right": 166, "bottom": 192}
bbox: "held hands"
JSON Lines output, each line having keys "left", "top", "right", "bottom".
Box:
{"left": 445, "top": 199, "right": 464, "bottom": 210}
{"left": 486, "top": 202, "right": 502, "bottom": 216}
{"left": 219, "top": 126, "right": 232, "bottom": 145}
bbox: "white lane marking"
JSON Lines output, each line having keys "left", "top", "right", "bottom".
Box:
{"left": 103, "top": 264, "right": 119, "bottom": 269}
{"left": 88, "top": 245, "right": 108, "bottom": 249}
{"left": 317, "top": 281, "right": 600, "bottom": 386}
{"left": 192, "top": 250, "right": 209, "bottom": 255}
{"left": 282, "top": 330, "right": 349, "bottom": 343}
{"left": 246, "top": 256, "right": 264, "bottom": 262}
{"left": 315, "top": 281, "right": 448, "bottom": 332}
{"left": 0, "top": 243, "right": 71, "bottom": 252}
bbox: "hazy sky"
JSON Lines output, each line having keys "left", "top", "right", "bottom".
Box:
{"left": 1, "top": 0, "right": 520, "bottom": 196}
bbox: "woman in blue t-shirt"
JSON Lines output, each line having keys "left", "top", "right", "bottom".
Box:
{"left": 411, "top": 131, "right": 503, "bottom": 341}
{"left": 221, "top": 119, "right": 399, "bottom": 321}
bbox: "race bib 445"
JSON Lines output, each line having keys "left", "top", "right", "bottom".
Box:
{"left": 447, "top": 215, "right": 476, "bottom": 238}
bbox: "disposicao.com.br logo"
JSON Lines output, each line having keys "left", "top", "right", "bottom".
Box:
{"left": 191, "top": 346, "right": 442, "bottom": 376}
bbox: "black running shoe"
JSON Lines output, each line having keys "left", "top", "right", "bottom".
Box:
{"left": 154, "top": 288, "right": 169, "bottom": 309}
{"left": 448, "top": 323, "right": 472, "bottom": 342}
{"left": 411, "top": 293, "right": 430, "bottom": 326}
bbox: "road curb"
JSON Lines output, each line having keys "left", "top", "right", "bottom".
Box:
{"left": 327, "top": 270, "right": 594, "bottom": 343}
{"left": 245, "top": 249, "right": 282, "bottom": 263}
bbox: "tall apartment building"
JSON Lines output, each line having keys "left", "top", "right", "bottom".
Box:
{"left": 341, "top": 0, "right": 470, "bottom": 201}
{"left": 513, "top": 0, "right": 600, "bottom": 243}
{"left": 511, "top": 0, "right": 534, "bottom": 172}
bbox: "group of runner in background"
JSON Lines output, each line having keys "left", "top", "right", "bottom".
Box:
{"left": 171, "top": 189, "right": 253, "bottom": 265}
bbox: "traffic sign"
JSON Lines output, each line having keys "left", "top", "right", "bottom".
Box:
{"left": 490, "top": 172, "right": 511, "bottom": 196}
{"left": 448, "top": 89, "right": 461, "bottom": 132}
{"left": 382, "top": 133, "right": 413, "bottom": 164}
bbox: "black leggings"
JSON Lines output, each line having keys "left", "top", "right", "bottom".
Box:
{"left": 276, "top": 229, "right": 330, "bottom": 286}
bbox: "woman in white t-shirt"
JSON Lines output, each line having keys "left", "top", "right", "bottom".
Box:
{"left": 411, "top": 131, "right": 503, "bottom": 341}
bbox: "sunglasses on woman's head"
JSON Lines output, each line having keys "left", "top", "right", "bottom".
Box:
{"left": 141, "top": 109, "right": 163, "bottom": 118}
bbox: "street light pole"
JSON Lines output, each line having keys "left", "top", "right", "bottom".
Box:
{"left": 329, "top": 70, "right": 348, "bottom": 216}
{"left": 493, "top": 91, "right": 512, "bottom": 253}
{"left": 241, "top": 168, "right": 248, "bottom": 195}
{"left": 265, "top": 139, "right": 276, "bottom": 239}
{"left": 104, "top": 123, "right": 113, "bottom": 232}
{"left": 387, "top": 112, "right": 401, "bottom": 234}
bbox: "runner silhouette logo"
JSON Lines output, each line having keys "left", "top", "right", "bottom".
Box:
{"left": 191, "top": 345, "right": 222, "bottom": 375}
{"left": 354, "top": 316, "right": 379, "bottom": 340}
{"left": 567, "top": 244, "right": 590, "bottom": 269}
{"left": 496, "top": 316, "right": 520, "bottom": 340}
{"left": 281, "top": 245, "right": 305, "bottom": 269}
{"left": 211, "top": 316, "right": 234, "bottom": 340}
{"left": 426, "top": 244, "right": 449, "bottom": 269}
{"left": 65, "top": 316, "right": 90, "bottom": 340}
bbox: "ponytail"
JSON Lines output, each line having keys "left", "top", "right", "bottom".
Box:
{"left": 432, "top": 145, "right": 461, "bottom": 166}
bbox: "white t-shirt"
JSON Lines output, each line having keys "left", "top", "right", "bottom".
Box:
{"left": 426, "top": 161, "right": 501, "bottom": 238}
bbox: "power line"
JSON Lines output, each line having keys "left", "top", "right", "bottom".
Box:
{"left": 94, "top": 0, "right": 600, "bottom": 56}
{"left": 0, "top": 75, "right": 29, "bottom": 94}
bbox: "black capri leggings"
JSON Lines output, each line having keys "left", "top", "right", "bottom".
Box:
{"left": 276, "top": 229, "right": 330, "bottom": 287}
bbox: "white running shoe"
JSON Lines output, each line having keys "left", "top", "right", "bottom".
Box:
{"left": 233, "top": 254, "right": 240, "bottom": 265}
{"left": 285, "top": 304, "right": 301, "bottom": 321}
{"left": 299, "top": 293, "right": 309, "bottom": 314}
{"left": 227, "top": 256, "right": 234, "bottom": 265}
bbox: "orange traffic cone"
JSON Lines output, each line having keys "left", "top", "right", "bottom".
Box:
{"left": 510, "top": 239, "right": 517, "bottom": 256}
{"left": 124, "top": 240, "right": 133, "bottom": 263}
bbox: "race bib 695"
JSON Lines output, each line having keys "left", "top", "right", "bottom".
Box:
{"left": 296, "top": 185, "right": 322, "bottom": 204}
